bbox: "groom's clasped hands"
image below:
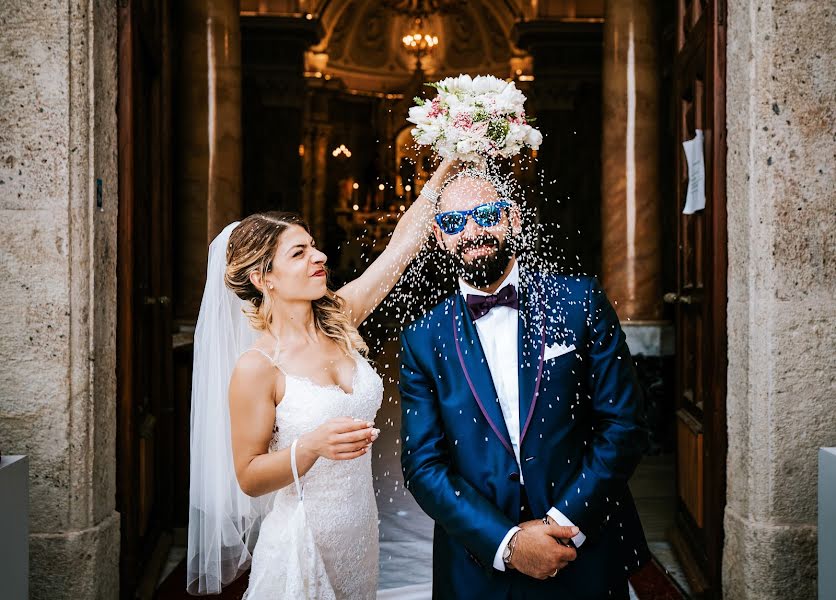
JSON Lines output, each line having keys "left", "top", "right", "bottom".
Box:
{"left": 507, "top": 520, "right": 579, "bottom": 580}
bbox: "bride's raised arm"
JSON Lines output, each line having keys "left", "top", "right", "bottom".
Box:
{"left": 337, "top": 157, "right": 459, "bottom": 327}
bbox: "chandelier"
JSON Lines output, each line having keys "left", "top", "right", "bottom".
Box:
{"left": 385, "top": 0, "right": 463, "bottom": 71}
{"left": 401, "top": 17, "right": 439, "bottom": 67}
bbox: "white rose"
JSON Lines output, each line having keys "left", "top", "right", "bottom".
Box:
{"left": 408, "top": 105, "right": 435, "bottom": 126}
{"left": 414, "top": 123, "right": 442, "bottom": 145}
{"left": 490, "top": 98, "right": 508, "bottom": 113}
{"left": 507, "top": 123, "right": 527, "bottom": 144}
{"left": 447, "top": 103, "right": 469, "bottom": 121}
{"left": 456, "top": 138, "right": 477, "bottom": 155}
{"left": 471, "top": 77, "right": 492, "bottom": 95}
{"left": 444, "top": 126, "right": 463, "bottom": 145}
{"left": 452, "top": 74, "right": 473, "bottom": 93}
{"left": 472, "top": 75, "right": 504, "bottom": 95}
{"left": 414, "top": 130, "right": 433, "bottom": 145}
{"left": 524, "top": 127, "right": 543, "bottom": 148}
{"left": 497, "top": 83, "right": 526, "bottom": 108}
{"left": 437, "top": 144, "right": 456, "bottom": 159}
{"left": 444, "top": 94, "right": 464, "bottom": 111}
{"left": 435, "top": 76, "right": 456, "bottom": 92}
{"left": 499, "top": 145, "right": 519, "bottom": 158}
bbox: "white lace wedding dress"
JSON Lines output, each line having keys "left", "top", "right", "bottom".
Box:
{"left": 243, "top": 349, "right": 383, "bottom": 600}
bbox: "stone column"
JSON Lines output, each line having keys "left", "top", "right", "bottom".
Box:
{"left": 310, "top": 125, "right": 331, "bottom": 246}
{"left": 724, "top": 1, "right": 835, "bottom": 598}
{"left": 0, "top": 1, "right": 120, "bottom": 597}
{"left": 600, "top": 0, "right": 663, "bottom": 324}
{"left": 300, "top": 124, "right": 316, "bottom": 225}
{"left": 175, "top": 0, "right": 243, "bottom": 321}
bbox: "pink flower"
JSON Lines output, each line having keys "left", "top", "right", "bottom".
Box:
{"left": 427, "top": 98, "right": 445, "bottom": 118}
{"left": 453, "top": 112, "right": 474, "bottom": 130}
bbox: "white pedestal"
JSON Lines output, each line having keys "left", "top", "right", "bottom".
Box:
{"left": 0, "top": 455, "right": 28, "bottom": 600}
{"left": 820, "top": 448, "right": 836, "bottom": 600}
{"left": 621, "top": 321, "right": 675, "bottom": 356}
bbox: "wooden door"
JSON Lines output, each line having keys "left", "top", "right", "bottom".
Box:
{"left": 667, "top": 0, "right": 727, "bottom": 596}
{"left": 117, "top": 0, "right": 175, "bottom": 596}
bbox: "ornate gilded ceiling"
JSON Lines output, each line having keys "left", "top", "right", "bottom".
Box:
{"left": 241, "top": 0, "right": 605, "bottom": 93}
{"left": 306, "top": 0, "right": 529, "bottom": 92}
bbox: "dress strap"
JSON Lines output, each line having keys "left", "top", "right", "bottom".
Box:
{"left": 290, "top": 439, "right": 304, "bottom": 501}
{"left": 244, "top": 344, "right": 286, "bottom": 374}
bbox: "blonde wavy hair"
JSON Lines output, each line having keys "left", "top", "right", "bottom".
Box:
{"left": 224, "top": 211, "right": 368, "bottom": 356}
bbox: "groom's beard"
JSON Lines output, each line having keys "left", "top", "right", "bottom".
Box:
{"left": 451, "top": 233, "right": 516, "bottom": 289}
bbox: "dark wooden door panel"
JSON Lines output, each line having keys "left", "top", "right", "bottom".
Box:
{"left": 118, "top": 0, "right": 175, "bottom": 595}
{"left": 670, "top": 0, "right": 727, "bottom": 596}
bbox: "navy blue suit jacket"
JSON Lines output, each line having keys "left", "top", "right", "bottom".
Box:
{"left": 399, "top": 273, "right": 650, "bottom": 599}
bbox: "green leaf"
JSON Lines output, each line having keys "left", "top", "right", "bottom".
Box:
{"left": 487, "top": 119, "right": 510, "bottom": 143}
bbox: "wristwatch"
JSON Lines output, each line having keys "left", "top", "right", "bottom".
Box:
{"left": 502, "top": 530, "right": 520, "bottom": 566}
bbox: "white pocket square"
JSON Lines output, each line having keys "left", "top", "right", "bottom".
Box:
{"left": 544, "top": 342, "right": 576, "bottom": 361}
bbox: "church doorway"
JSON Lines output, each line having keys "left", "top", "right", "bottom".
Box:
{"left": 666, "top": 0, "right": 728, "bottom": 595}
{"left": 116, "top": 1, "right": 178, "bottom": 596}
{"left": 112, "top": 2, "right": 730, "bottom": 598}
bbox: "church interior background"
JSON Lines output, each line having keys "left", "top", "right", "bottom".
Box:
{"left": 2, "top": 0, "right": 833, "bottom": 598}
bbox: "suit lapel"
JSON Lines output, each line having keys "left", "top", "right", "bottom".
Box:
{"left": 518, "top": 273, "right": 547, "bottom": 445}
{"left": 451, "top": 294, "right": 515, "bottom": 458}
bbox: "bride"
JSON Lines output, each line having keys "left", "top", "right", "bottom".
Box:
{"left": 187, "top": 157, "right": 458, "bottom": 598}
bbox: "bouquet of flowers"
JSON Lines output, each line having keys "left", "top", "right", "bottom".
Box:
{"left": 407, "top": 74, "right": 543, "bottom": 162}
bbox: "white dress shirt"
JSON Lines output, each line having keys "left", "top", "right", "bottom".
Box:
{"left": 457, "top": 261, "right": 586, "bottom": 571}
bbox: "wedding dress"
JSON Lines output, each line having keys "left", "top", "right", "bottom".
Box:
{"left": 242, "top": 347, "right": 383, "bottom": 600}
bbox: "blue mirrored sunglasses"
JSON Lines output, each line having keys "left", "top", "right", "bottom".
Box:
{"left": 435, "top": 200, "right": 511, "bottom": 235}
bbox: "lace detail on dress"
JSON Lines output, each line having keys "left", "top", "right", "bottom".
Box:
{"left": 244, "top": 351, "right": 383, "bottom": 600}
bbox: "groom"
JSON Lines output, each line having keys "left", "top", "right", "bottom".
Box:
{"left": 399, "top": 174, "right": 650, "bottom": 599}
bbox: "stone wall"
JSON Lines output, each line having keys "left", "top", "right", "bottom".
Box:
{"left": 725, "top": 1, "right": 836, "bottom": 597}
{"left": 0, "top": 1, "right": 119, "bottom": 597}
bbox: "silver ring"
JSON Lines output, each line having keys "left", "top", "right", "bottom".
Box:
{"left": 550, "top": 567, "right": 559, "bottom": 578}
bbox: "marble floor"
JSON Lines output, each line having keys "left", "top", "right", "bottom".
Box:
{"left": 628, "top": 454, "right": 693, "bottom": 597}
{"left": 157, "top": 540, "right": 186, "bottom": 588}
{"left": 372, "top": 355, "right": 434, "bottom": 590}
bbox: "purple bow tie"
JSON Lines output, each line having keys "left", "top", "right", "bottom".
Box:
{"left": 466, "top": 283, "right": 519, "bottom": 320}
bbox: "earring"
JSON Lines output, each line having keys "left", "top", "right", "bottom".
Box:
{"left": 267, "top": 283, "right": 274, "bottom": 290}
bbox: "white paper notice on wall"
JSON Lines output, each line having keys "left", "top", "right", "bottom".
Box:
{"left": 682, "top": 129, "right": 706, "bottom": 214}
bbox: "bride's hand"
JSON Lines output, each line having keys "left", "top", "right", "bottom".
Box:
{"left": 298, "top": 417, "right": 380, "bottom": 461}
{"left": 333, "top": 155, "right": 470, "bottom": 328}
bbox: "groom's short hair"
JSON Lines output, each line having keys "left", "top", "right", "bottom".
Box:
{"left": 438, "top": 173, "right": 500, "bottom": 210}
{"left": 438, "top": 162, "right": 517, "bottom": 210}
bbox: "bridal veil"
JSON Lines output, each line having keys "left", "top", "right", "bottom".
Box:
{"left": 186, "top": 222, "right": 273, "bottom": 594}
